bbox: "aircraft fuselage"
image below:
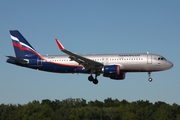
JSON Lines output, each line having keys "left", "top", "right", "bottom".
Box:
{"left": 7, "top": 53, "right": 173, "bottom": 73}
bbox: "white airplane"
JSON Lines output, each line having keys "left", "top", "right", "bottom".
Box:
{"left": 6, "top": 30, "right": 173, "bottom": 84}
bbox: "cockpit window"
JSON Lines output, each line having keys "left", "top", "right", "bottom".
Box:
{"left": 161, "top": 57, "right": 166, "bottom": 60}
{"left": 158, "top": 57, "right": 166, "bottom": 60}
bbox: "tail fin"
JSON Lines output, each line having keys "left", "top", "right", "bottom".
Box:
{"left": 10, "top": 30, "right": 41, "bottom": 59}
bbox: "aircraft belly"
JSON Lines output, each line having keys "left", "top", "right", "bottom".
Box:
{"left": 123, "top": 64, "right": 144, "bottom": 72}
{"left": 37, "top": 62, "right": 76, "bottom": 73}
{"left": 122, "top": 61, "right": 152, "bottom": 72}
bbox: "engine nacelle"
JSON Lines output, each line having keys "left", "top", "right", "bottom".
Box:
{"left": 110, "top": 72, "right": 125, "bottom": 80}
{"left": 102, "top": 65, "right": 125, "bottom": 80}
{"left": 103, "top": 65, "right": 120, "bottom": 77}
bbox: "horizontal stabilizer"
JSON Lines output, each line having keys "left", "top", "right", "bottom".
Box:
{"left": 6, "top": 56, "right": 28, "bottom": 64}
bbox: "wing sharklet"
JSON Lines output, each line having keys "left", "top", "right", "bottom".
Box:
{"left": 55, "top": 39, "right": 64, "bottom": 50}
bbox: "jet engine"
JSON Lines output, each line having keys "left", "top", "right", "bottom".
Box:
{"left": 102, "top": 65, "right": 125, "bottom": 80}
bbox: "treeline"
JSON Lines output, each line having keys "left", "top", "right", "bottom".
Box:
{"left": 0, "top": 98, "right": 180, "bottom": 120}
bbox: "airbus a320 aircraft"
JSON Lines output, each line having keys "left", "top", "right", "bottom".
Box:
{"left": 6, "top": 30, "right": 173, "bottom": 84}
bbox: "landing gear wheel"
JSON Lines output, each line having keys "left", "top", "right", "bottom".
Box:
{"left": 93, "top": 79, "right": 98, "bottom": 84}
{"left": 88, "top": 75, "right": 94, "bottom": 82}
{"left": 148, "top": 72, "right": 153, "bottom": 82}
{"left": 88, "top": 72, "right": 100, "bottom": 84}
{"left": 148, "top": 77, "right": 153, "bottom": 82}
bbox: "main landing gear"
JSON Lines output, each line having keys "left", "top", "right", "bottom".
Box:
{"left": 148, "top": 72, "right": 153, "bottom": 82}
{"left": 88, "top": 74, "right": 99, "bottom": 84}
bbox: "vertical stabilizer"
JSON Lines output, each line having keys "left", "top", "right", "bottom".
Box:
{"left": 10, "top": 30, "right": 41, "bottom": 59}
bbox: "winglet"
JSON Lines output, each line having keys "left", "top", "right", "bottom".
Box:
{"left": 55, "top": 39, "right": 65, "bottom": 50}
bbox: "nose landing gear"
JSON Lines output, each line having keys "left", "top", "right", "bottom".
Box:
{"left": 148, "top": 72, "right": 153, "bottom": 82}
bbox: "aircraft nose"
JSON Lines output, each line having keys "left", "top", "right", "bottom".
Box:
{"left": 167, "top": 61, "right": 173, "bottom": 69}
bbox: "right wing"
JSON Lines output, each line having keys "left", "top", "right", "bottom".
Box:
{"left": 55, "top": 39, "right": 104, "bottom": 71}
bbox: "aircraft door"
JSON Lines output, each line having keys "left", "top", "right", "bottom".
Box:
{"left": 37, "top": 57, "right": 42, "bottom": 66}
{"left": 147, "top": 54, "right": 152, "bottom": 64}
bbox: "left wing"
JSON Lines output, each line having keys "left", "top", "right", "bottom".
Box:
{"left": 55, "top": 39, "right": 103, "bottom": 71}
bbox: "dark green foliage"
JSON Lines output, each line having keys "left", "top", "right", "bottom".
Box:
{"left": 0, "top": 98, "right": 180, "bottom": 120}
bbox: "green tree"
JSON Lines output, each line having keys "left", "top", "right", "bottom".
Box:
{"left": 0, "top": 98, "right": 180, "bottom": 120}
